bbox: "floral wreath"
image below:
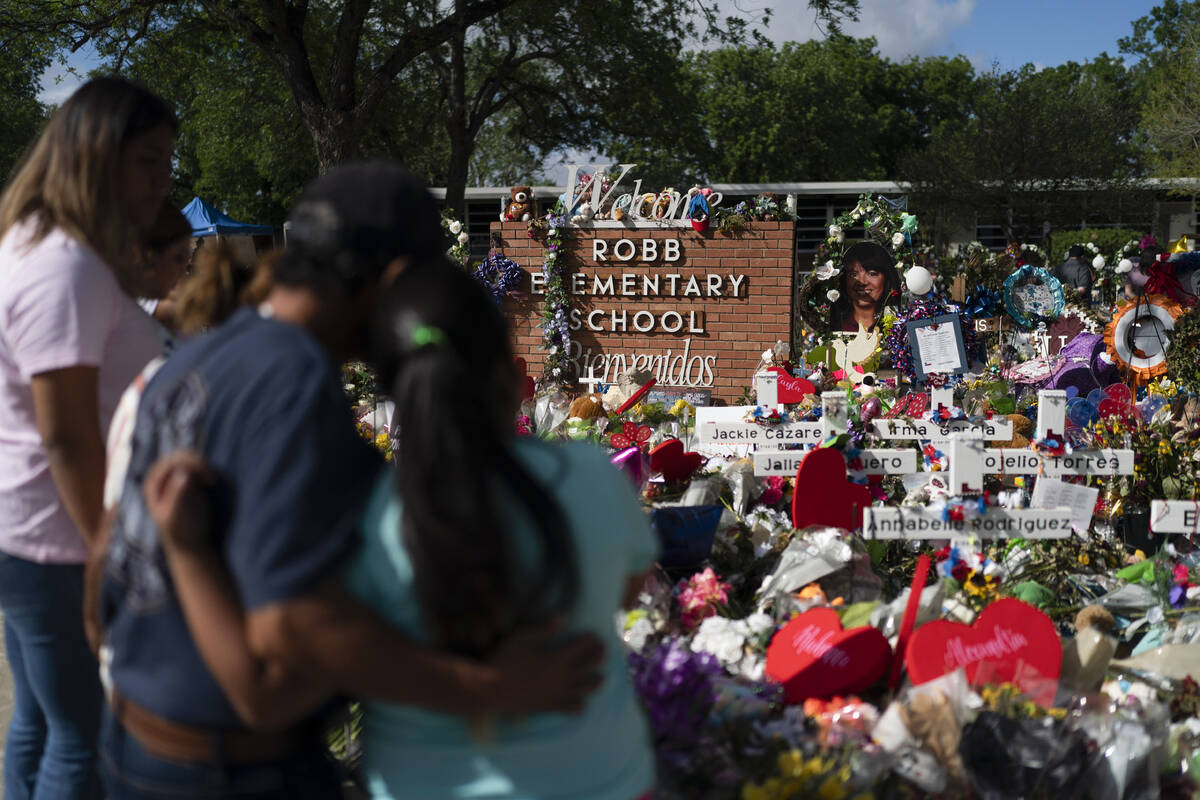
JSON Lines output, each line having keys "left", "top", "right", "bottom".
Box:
{"left": 1107, "top": 294, "right": 1186, "bottom": 386}
{"left": 883, "top": 296, "right": 979, "bottom": 386}
{"left": 472, "top": 249, "right": 524, "bottom": 302}
{"left": 1016, "top": 242, "right": 1049, "bottom": 266}
{"left": 1002, "top": 265, "right": 1065, "bottom": 328}
{"left": 1110, "top": 238, "right": 1141, "bottom": 272}
{"left": 798, "top": 194, "right": 917, "bottom": 337}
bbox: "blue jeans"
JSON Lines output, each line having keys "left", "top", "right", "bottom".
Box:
{"left": 99, "top": 710, "right": 343, "bottom": 799}
{"left": 0, "top": 551, "right": 103, "bottom": 799}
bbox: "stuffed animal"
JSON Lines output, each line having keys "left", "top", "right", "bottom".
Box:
{"left": 570, "top": 201, "right": 594, "bottom": 225}
{"left": 654, "top": 189, "right": 676, "bottom": 219}
{"left": 686, "top": 185, "right": 710, "bottom": 231}
{"left": 636, "top": 193, "right": 658, "bottom": 217}
{"left": 568, "top": 393, "right": 606, "bottom": 420}
{"left": 503, "top": 186, "right": 533, "bottom": 222}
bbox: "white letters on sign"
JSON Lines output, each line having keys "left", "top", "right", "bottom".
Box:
{"left": 862, "top": 507, "right": 1073, "bottom": 540}
{"left": 695, "top": 407, "right": 822, "bottom": 445}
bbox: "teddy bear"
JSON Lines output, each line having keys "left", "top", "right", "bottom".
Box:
{"left": 567, "top": 393, "right": 606, "bottom": 420}
{"left": 570, "top": 201, "right": 594, "bottom": 226}
{"left": 502, "top": 186, "right": 533, "bottom": 222}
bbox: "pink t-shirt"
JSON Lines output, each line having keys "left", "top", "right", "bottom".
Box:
{"left": 0, "top": 220, "right": 161, "bottom": 563}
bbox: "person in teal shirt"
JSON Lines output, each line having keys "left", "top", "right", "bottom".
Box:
{"left": 344, "top": 263, "right": 658, "bottom": 799}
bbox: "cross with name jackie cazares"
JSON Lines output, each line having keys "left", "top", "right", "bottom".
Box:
{"left": 697, "top": 384, "right": 1133, "bottom": 540}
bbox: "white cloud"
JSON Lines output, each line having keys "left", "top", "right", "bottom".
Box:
{"left": 719, "top": 0, "right": 977, "bottom": 61}
{"left": 38, "top": 47, "right": 100, "bottom": 106}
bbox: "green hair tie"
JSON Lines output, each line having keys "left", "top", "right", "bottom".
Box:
{"left": 410, "top": 324, "right": 446, "bottom": 348}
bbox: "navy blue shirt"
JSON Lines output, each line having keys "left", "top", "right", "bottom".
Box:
{"left": 102, "top": 307, "right": 381, "bottom": 728}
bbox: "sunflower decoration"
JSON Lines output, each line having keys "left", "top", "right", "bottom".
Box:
{"left": 798, "top": 194, "right": 918, "bottom": 339}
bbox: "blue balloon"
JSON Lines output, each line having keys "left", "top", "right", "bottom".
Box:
{"left": 1064, "top": 385, "right": 1079, "bottom": 400}
{"left": 1068, "top": 398, "right": 1098, "bottom": 428}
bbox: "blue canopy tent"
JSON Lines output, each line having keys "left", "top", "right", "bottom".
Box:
{"left": 181, "top": 197, "right": 273, "bottom": 238}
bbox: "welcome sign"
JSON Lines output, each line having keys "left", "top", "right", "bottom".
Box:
{"left": 495, "top": 165, "right": 794, "bottom": 402}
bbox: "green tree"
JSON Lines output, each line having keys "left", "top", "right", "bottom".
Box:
{"left": 598, "top": 38, "right": 975, "bottom": 185}
{"left": 0, "top": 37, "right": 49, "bottom": 184}
{"left": 904, "top": 58, "right": 1148, "bottom": 246}
{"left": 1121, "top": 2, "right": 1200, "bottom": 183}
{"left": 0, "top": 0, "right": 863, "bottom": 218}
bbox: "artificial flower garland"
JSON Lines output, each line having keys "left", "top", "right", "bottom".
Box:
{"left": 529, "top": 206, "right": 572, "bottom": 387}
{"left": 798, "top": 194, "right": 916, "bottom": 337}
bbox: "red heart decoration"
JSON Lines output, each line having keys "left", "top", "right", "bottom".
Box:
{"left": 649, "top": 438, "right": 704, "bottom": 483}
{"left": 885, "top": 392, "right": 929, "bottom": 419}
{"left": 767, "top": 367, "right": 816, "bottom": 404}
{"left": 905, "top": 597, "right": 1061, "bottom": 706}
{"left": 514, "top": 358, "right": 535, "bottom": 400}
{"left": 765, "top": 607, "right": 891, "bottom": 703}
{"left": 610, "top": 424, "right": 651, "bottom": 452}
{"left": 791, "top": 448, "right": 872, "bottom": 531}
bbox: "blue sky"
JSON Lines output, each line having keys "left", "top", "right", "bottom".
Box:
{"left": 39, "top": 1, "right": 1166, "bottom": 103}
{"left": 737, "top": 0, "right": 1163, "bottom": 70}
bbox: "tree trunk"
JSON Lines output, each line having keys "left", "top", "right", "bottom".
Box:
{"left": 309, "top": 110, "right": 362, "bottom": 174}
{"left": 442, "top": 2, "right": 471, "bottom": 219}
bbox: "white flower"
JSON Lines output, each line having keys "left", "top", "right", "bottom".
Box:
{"left": 815, "top": 261, "right": 840, "bottom": 280}
{"left": 343, "top": 383, "right": 356, "bottom": 392}
{"left": 746, "top": 612, "right": 774, "bottom": 635}
{"left": 457, "top": 232, "right": 470, "bottom": 245}
{"left": 826, "top": 289, "right": 840, "bottom": 302}
{"left": 1117, "top": 258, "right": 1133, "bottom": 274}
{"left": 892, "top": 232, "right": 905, "bottom": 248}
{"left": 1092, "top": 255, "right": 1105, "bottom": 269}
{"left": 448, "top": 220, "right": 462, "bottom": 234}
{"left": 828, "top": 224, "right": 844, "bottom": 242}
{"left": 691, "top": 616, "right": 748, "bottom": 667}
{"left": 624, "top": 617, "right": 655, "bottom": 652}
{"left": 548, "top": 227, "right": 557, "bottom": 237}
{"left": 553, "top": 367, "right": 561, "bottom": 375}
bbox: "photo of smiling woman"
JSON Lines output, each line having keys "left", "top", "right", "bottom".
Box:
{"left": 830, "top": 241, "right": 900, "bottom": 333}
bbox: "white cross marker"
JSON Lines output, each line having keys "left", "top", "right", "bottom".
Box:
{"left": 577, "top": 366, "right": 603, "bottom": 395}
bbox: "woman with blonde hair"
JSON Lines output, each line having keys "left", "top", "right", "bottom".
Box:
{"left": 0, "top": 76, "right": 174, "bottom": 798}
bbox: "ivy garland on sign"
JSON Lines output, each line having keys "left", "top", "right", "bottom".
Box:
{"left": 798, "top": 194, "right": 917, "bottom": 337}
{"left": 442, "top": 214, "right": 471, "bottom": 266}
{"left": 1167, "top": 306, "right": 1200, "bottom": 395}
{"left": 528, "top": 205, "right": 572, "bottom": 387}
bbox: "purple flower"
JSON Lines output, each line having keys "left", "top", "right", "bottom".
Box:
{"left": 629, "top": 638, "right": 722, "bottom": 744}
{"left": 1171, "top": 584, "right": 1187, "bottom": 608}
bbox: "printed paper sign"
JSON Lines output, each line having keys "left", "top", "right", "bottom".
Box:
{"left": 1031, "top": 477, "right": 1099, "bottom": 534}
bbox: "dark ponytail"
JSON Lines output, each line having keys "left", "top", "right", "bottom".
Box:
{"left": 374, "top": 264, "right": 578, "bottom": 657}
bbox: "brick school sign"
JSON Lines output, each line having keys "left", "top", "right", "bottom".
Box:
{"left": 492, "top": 221, "right": 794, "bottom": 404}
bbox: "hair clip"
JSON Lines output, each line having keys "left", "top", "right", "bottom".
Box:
{"left": 410, "top": 324, "right": 446, "bottom": 348}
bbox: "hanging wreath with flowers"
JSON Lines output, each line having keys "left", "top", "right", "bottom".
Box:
{"left": 1016, "top": 242, "right": 1049, "bottom": 268}
{"left": 528, "top": 204, "right": 572, "bottom": 387}
{"left": 442, "top": 214, "right": 471, "bottom": 266}
{"left": 472, "top": 248, "right": 524, "bottom": 302}
{"left": 1002, "top": 264, "right": 1066, "bottom": 328}
{"left": 798, "top": 194, "right": 916, "bottom": 337}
